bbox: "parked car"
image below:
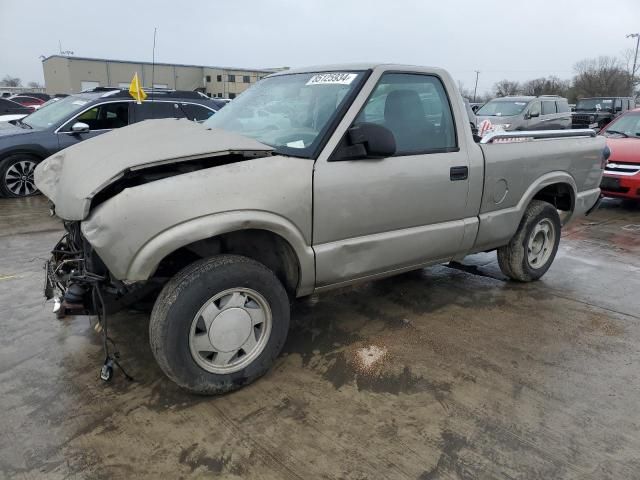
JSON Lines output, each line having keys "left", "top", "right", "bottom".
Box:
{"left": 9, "top": 95, "right": 46, "bottom": 111}
{"left": 476, "top": 95, "right": 572, "bottom": 131}
{"left": 470, "top": 102, "right": 484, "bottom": 113}
{"left": 0, "top": 88, "right": 224, "bottom": 197}
{"left": 36, "top": 64, "right": 605, "bottom": 393}
{"left": 17, "top": 92, "right": 51, "bottom": 102}
{"left": 599, "top": 108, "right": 640, "bottom": 200}
{"left": 572, "top": 97, "right": 636, "bottom": 130}
{"left": 0, "top": 98, "right": 32, "bottom": 122}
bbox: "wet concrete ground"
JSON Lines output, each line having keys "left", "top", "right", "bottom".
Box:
{"left": 1, "top": 196, "right": 639, "bottom": 479}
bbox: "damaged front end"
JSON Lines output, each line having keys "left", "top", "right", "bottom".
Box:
{"left": 45, "top": 221, "right": 161, "bottom": 319}
{"left": 45, "top": 221, "right": 101, "bottom": 318}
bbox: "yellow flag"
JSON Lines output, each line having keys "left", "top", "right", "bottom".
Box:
{"left": 128, "top": 72, "right": 147, "bottom": 103}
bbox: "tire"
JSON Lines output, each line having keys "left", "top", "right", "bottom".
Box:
{"left": 149, "top": 254, "right": 290, "bottom": 395}
{"left": 497, "top": 200, "right": 561, "bottom": 282}
{"left": 0, "top": 154, "right": 40, "bottom": 198}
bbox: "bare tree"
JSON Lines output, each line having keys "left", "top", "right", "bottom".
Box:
{"left": 0, "top": 75, "right": 22, "bottom": 87}
{"left": 493, "top": 79, "right": 521, "bottom": 97}
{"left": 457, "top": 81, "right": 474, "bottom": 100}
{"left": 27, "top": 81, "right": 43, "bottom": 88}
{"left": 521, "top": 76, "right": 570, "bottom": 97}
{"left": 572, "top": 56, "right": 630, "bottom": 97}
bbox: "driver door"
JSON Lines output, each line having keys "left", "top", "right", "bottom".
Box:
{"left": 312, "top": 73, "right": 471, "bottom": 288}
{"left": 525, "top": 101, "right": 542, "bottom": 130}
{"left": 57, "top": 101, "right": 132, "bottom": 150}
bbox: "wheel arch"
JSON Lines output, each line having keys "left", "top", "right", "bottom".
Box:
{"left": 473, "top": 171, "right": 577, "bottom": 252}
{"left": 0, "top": 147, "right": 47, "bottom": 163}
{"left": 125, "top": 211, "right": 316, "bottom": 297}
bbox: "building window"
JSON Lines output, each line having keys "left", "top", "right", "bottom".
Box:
{"left": 228, "top": 74, "right": 236, "bottom": 82}
{"left": 217, "top": 75, "right": 222, "bottom": 82}
{"left": 229, "top": 93, "right": 236, "bottom": 99}
{"left": 206, "top": 75, "right": 211, "bottom": 82}
{"left": 243, "top": 75, "right": 250, "bottom": 83}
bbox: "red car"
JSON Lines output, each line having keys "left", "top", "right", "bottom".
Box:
{"left": 8, "top": 95, "right": 46, "bottom": 111}
{"left": 600, "top": 108, "right": 640, "bottom": 200}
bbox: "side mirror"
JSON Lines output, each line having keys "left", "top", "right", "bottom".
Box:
{"left": 71, "top": 122, "right": 90, "bottom": 134}
{"left": 528, "top": 111, "right": 540, "bottom": 119}
{"left": 332, "top": 122, "right": 396, "bottom": 161}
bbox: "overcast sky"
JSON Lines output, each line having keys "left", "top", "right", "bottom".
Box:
{"left": 1, "top": 0, "right": 638, "bottom": 95}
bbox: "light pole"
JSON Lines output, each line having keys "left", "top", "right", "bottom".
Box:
{"left": 473, "top": 70, "right": 480, "bottom": 102}
{"left": 627, "top": 33, "right": 639, "bottom": 97}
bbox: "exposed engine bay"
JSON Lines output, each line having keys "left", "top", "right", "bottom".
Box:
{"left": 45, "top": 221, "right": 165, "bottom": 380}
{"left": 45, "top": 221, "right": 164, "bottom": 318}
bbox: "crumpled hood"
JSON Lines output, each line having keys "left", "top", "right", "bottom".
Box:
{"left": 35, "top": 118, "right": 273, "bottom": 220}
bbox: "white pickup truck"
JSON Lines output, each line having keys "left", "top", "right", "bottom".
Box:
{"left": 36, "top": 64, "right": 607, "bottom": 394}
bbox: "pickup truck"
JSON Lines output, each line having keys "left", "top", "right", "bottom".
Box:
{"left": 35, "top": 64, "right": 607, "bottom": 394}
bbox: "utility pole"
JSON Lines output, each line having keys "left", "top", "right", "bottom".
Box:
{"left": 473, "top": 70, "right": 480, "bottom": 102}
{"left": 627, "top": 33, "right": 639, "bottom": 97}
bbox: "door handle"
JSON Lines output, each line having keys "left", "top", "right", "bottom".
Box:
{"left": 450, "top": 166, "right": 468, "bottom": 181}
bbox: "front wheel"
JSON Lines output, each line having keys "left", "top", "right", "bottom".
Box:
{"left": 149, "top": 254, "right": 290, "bottom": 394}
{"left": 497, "top": 200, "right": 561, "bottom": 282}
{"left": 0, "top": 154, "right": 40, "bottom": 197}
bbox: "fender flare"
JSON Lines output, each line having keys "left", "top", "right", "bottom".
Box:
{"left": 126, "top": 210, "right": 316, "bottom": 296}
{"left": 517, "top": 170, "right": 577, "bottom": 217}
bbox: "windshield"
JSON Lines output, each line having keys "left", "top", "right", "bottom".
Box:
{"left": 576, "top": 98, "right": 613, "bottom": 112}
{"left": 603, "top": 112, "right": 640, "bottom": 138}
{"left": 476, "top": 100, "right": 529, "bottom": 116}
{"left": 204, "top": 71, "right": 366, "bottom": 157}
{"left": 22, "top": 95, "right": 93, "bottom": 129}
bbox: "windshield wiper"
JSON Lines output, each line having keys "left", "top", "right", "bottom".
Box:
{"left": 606, "top": 130, "right": 628, "bottom": 137}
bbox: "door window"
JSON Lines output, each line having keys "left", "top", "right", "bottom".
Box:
{"left": 529, "top": 101, "right": 541, "bottom": 116}
{"left": 541, "top": 101, "right": 556, "bottom": 115}
{"left": 615, "top": 99, "right": 623, "bottom": 112}
{"left": 134, "top": 102, "right": 185, "bottom": 121}
{"left": 556, "top": 100, "right": 570, "bottom": 113}
{"left": 355, "top": 73, "right": 457, "bottom": 154}
{"left": 75, "top": 102, "right": 130, "bottom": 130}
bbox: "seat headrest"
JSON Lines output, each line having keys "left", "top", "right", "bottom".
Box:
{"left": 384, "top": 89, "right": 425, "bottom": 124}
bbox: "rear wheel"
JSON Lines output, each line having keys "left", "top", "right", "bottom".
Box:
{"left": 0, "top": 154, "right": 39, "bottom": 197}
{"left": 149, "top": 254, "right": 290, "bottom": 394}
{"left": 497, "top": 200, "right": 561, "bottom": 282}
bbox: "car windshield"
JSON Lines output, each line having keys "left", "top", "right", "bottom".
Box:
{"left": 476, "top": 100, "right": 529, "bottom": 116}
{"left": 22, "top": 95, "right": 93, "bottom": 129}
{"left": 576, "top": 98, "right": 613, "bottom": 112}
{"left": 602, "top": 112, "right": 640, "bottom": 138}
{"left": 204, "top": 71, "right": 366, "bottom": 158}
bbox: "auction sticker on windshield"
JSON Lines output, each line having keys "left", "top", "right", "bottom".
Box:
{"left": 306, "top": 73, "right": 358, "bottom": 86}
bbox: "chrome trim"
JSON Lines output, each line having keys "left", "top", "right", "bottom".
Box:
{"left": 604, "top": 163, "right": 640, "bottom": 177}
{"left": 480, "top": 129, "right": 596, "bottom": 144}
